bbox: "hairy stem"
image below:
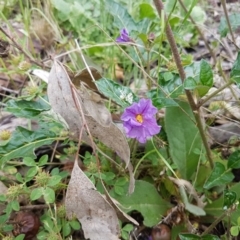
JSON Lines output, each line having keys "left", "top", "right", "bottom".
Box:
{"left": 153, "top": 0, "right": 214, "bottom": 169}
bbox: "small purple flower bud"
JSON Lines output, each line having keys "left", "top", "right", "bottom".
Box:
{"left": 116, "top": 28, "right": 132, "bottom": 43}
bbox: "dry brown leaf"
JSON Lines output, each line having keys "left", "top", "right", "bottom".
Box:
{"left": 80, "top": 82, "right": 112, "bottom": 127}
{"left": 47, "top": 60, "right": 131, "bottom": 167}
{"left": 84, "top": 115, "right": 130, "bottom": 167}
{"left": 65, "top": 161, "right": 120, "bottom": 240}
{"left": 72, "top": 67, "right": 102, "bottom": 92}
{"left": 47, "top": 60, "right": 89, "bottom": 141}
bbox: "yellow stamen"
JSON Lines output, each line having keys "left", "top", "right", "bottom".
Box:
{"left": 136, "top": 114, "right": 143, "bottom": 123}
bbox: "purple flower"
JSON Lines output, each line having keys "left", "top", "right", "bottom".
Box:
{"left": 116, "top": 28, "right": 132, "bottom": 43}
{"left": 121, "top": 99, "right": 161, "bottom": 143}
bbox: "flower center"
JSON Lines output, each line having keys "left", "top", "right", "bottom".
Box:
{"left": 136, "top": 114, "right": 143, "bottom": 123}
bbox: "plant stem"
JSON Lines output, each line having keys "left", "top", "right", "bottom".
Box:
{"left": 151, "top": 139, "right": 178, "bottom": 178}
{"left": 133, "top": 149, "right": 155, "bottom": 177}
{"left": 220, "top": 0, "right": 236, "bottom": 46}
{"left": 201, "top": 209, "right": 231, "bottom": 236}
{"left": 153, "top": 0, "right": 214, "bottom": 169}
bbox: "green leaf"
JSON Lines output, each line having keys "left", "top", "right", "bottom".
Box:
{"left": 218, "top": 13, "right": 240, "bottom": 37}
{"left": 69, "top": 220, "right": 80, "bottom": 230}
{"left": 194, "top": 165, "right": 212, "bottom": 191}
{"left": 115, "top": 177, "right": 128, "bottom": 186}
{"left": 114, "top": 185, "right": 125, "bottom": 196}
{"left": 110, "top": 180, "right": 170, "bottom": 227}
{"left": 6, "top": 202, "right": 13, "bottom": 215}
{"left": 5, "top": 98, "right": 50, "bottom": 118}
{"left": 2, "top": 224, "right": 13, "bottom": 232}
{"left": 42, "top": 215, "right": 54, "bottom": 232}
{"left": 179, "top": 233, "right": 220, "bottom": 240}
{"left": 179, "top": 186, "right": 205, "bottom": 216}
{"left": 121, "top": 223, "right": 134, "bottom": 240}
{"left": 165, "top": 101, "right": 203, "bottom": 179}
{"left": 62, "top": 222, "right": 71, "bottom": 237}
{"left": 122, "top": 223, "right": 134, "bottom": 232}
{"left": 96, "top": 78, "right": 139, "bottom": 107}
{"left": 105, "top": 0, "right": 137, "bottom": 32}
{"left": 230, "top": 226, "right": 239, "bottom": 237}
{"left": 184, "top": 61, "right": 212, "bottom": 96}
{"left": 199, "top": 60, "right": 213, "bottom": 87}
{"left": 204, "top": 162, "right": 234, "bottom": 189}
{"left": 0, "top": 126, "right": 56, "bottom": 163}
{"left": 0, "top": 195, "right": 6, "bottom": 201}
{"left": 228, "top": 150, "right": 240, "bottom": 169}
{"left": 101, "top": 172, "right": 115, "bottom": 182}
{"left": 38, "top": 154, "right": 49, "bottom": 166}
{"left": 51, "top": 0, "right": 71, "bottom": 22}
{"left": 147, "top": 72, "right": 183, "bottom": 108}
{"left": 11, "top": 200, "right": 20, "bottom": 211}
{"left": 205, "top": 182, "right": 240, "bottom": 219}
{"left": 23, "top": 157, "right": 36, "bottom": 167}
{"left": 230, "top": 52, "right": 240, "bottom": 83}
{"left": 0, "top": 214, "right": 8, "bottom": 224}
{"left": 158, "top": 71, "right": 184, "bottom": 98}
{"left": 47, "top": 175, "right": 62, "bottom": 187}
{"left": 139, "top": 3, "right": 156, "bottom": 19}
{"left": 15, "top": 173, "right": 24, "bottom": 183}
{"left": 36, "top": 230, "right": 48, "bottom": 240}
{"left": 43, "top": 187, "right": 55, "bottom": 203}
{"left": 30, "top": 187, "right": 43, "bottom": 201}
{"left": 184, "top": 77, "right": 197, "bottom": 90}
{"left": 147, "top": 91, "right": 179, "bottom": 108}
{"left": 179, "top": 234, "right": 200, "bottom": 240}
{"left": 185, "top": 202, "right": 205, "bottom": 216}
{"left": 223, "top": 189, "right": 236, "bottom": 209}
{"left": 14, "top": 234, "right": 25, "bottom": 240}
{"left": 26, "top": 166, "right": 38, "bottom": 180}
{"left": 190, "top": 6, "right": 207, "bottom": 24}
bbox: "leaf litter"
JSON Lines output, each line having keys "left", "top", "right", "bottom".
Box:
{"left": 47, "top": 60, "right": 136, "bottom": 239}
{"left": 47, "top": 60, "right": 131, "bottom": 167}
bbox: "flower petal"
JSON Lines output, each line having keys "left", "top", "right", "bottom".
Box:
{"left": 116, "top": 28, "right": 131, "bottom": 43}
{"left": 143, "top": 118, "right": 161, "bottom": 135}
